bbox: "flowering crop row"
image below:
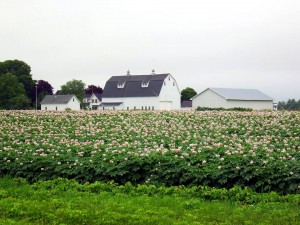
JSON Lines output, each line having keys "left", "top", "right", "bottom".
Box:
{"left": 0, "top": 110, "right": 299, "bottom": 193}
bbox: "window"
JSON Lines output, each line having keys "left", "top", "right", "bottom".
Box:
{"left": 92, "top": 99, "right": 95, "bottom": 103}
{"left": 113, "top": 107, "right": 115, "bottom": 110}
{"left": 142, "top": 106, "right": 143, "bottom": 110}
{"left": 45, "top": 107, "right": 47, "bottom": 110}
{"left": 103, "top": 107, "right": 105, "bottom": 110}
{"left": 73, "top": 98, "right": 74, "bottom": 102}
{"left": 141, "top": 81, "right": 149, "bottom": 87}
{"left": 95, "top": 99, "right": 98, "bottom": 103}
{"left": 134, "top": 106, "right": 136, "bottom": 110}
{"left": 56, "top": 106, "right": 57, "bottom": 111}
{"left": 127, "top": 107, "right": 129, "bottom": 110}
{"left": 169, "top": 76, "right": 170, "bottom": 81}
{"left": 117, "top": 82, "right": 125, "bottom": 88}
{"left": 152, "top": 106, "right": 154, "bottom": 110}
{"left": 164, "top": 81, "right": 166, "bottom": 85}
{"left": 145, "top": 106, "right": 147, "bottom": 111}
{"left": 148, "top": 106, "right": 150, "bottom": 110}
{"left": 173, "top": 82, "right": 175, "bottom": 86}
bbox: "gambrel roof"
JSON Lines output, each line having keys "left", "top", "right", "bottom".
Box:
{"left": 102, "top": 74, "right": 169, "bottom": 98}
{"left": 192, "top": 88, "right": 273, "bottom": 101}
{"left": 41, "top": 95, "right": 79, "bottom": 104}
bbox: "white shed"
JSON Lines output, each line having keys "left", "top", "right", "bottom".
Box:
{"left": 40, "top": 94, "right": 81, "bottom": 111}
{"left": 100, "top": 71, "right": 181, "bottom": 110}
{"left": 191, "top": 88, "right": 274, "bottom": 110}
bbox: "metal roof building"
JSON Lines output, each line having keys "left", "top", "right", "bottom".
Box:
{"left": 191, "top": 88, "right": 274, "bottom": 110}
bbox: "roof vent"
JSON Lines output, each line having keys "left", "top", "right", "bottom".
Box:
{"left": 127, "top": 70, "right": 130, "bottom": 76}
{"left": 151, "top": 69, "right": 155, "bottom": 75}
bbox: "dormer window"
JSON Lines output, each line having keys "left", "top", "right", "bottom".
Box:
{"left": 117, "top": 81, "right": 125, "bottom": 88}
{"left": 141, "top": 81, "right": 149, "bottom": 88}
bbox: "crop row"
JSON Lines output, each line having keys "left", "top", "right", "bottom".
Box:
{"left": 0, "top": 110, "right": 299, "bottom": 193}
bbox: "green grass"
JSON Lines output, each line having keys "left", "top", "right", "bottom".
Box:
{"left": 0, "top": 177, "right": 299, "bottom": 225}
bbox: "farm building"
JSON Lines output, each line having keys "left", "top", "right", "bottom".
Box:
{"left": 40, "top": 94, "right": 81, "bottom": 111}
{"left": 100, "top": 71, "right": 181, "bottom": 110}
{"left": 181, "top": 100, "right": 193, "bottom": 111}
{"left": 191, "top": 88, "right": 274, "bottom": 110}
{"left": 82, "top": 93, "right": 102, "bottom": 109}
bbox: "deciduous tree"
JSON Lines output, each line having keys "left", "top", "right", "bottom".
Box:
{"left": 0, "top": 73, "right": 30, "bottom": 109}
{"left": 85, "top": 85, "right": 103, "bottom": 94}
{"left": 181, "top": 87, "right": 197, "bottom": 102}
{"left": 60, "top": 79, "right": 85, "bottom": 102}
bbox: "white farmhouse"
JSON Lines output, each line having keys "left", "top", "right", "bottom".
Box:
{"left": 100, "top": 71, "right": 181, "bottom": 110}
{"left": 191, "top": 88, "right": 274, "bottom": 110}
{"left": 83, "top": 93, "right": 102, "bottom": 109}
{"left": 40, "top": 94, "right": 81, "bottom": 111}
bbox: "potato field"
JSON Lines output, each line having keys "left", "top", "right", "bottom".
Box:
{"left": 0, "top": 110, "right": 299, "bottom": 194}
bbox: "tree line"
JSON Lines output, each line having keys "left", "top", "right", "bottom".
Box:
{"left": 0, "top": 60, "right": 102, "bottom": 110}
{"left": 278, "top": 99, "right": 300, "bottom": 110}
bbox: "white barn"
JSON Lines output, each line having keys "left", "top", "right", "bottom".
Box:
{"left": 100, "top": 71, "right": 181, "bottom": 110}
{"left": 40, "top": 94, "right": 81, "bottom": 111}
{"left": 191, "top": 88, "right": 274, "bottom": 110}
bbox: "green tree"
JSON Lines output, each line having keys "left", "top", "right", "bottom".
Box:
{"left": 181, "top": 87, "right": 197, "bottom": 102}
{"left": 60, "top": 79, "right": 85, "bottom": 102}
{"left": 0, "top": 73, "right": 30, "bottom": 109}
{"left": 0, "top": 60, "right": 35, "bottom": 106}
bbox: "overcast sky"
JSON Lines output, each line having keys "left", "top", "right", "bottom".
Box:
{"left": 1, "top": 0, "right": 299, "bottom": 101}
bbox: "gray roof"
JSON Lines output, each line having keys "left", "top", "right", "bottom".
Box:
{"left": 41, "top": 95, "right": 78, "bottom": 104}
{"left": 209, "top": 88, "right": 273, "bottom": 101}
{"left": 102, "top": 74, "right": 169, "bottom": 98}
{"left": 84, "top": 93, "right": 102, "bottom": 101}
{"left": 99, "top": 102, "right": 123, "bottom": 106}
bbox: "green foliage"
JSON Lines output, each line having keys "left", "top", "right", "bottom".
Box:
{"left": 60, "top": 79, "right": 85, "bottom": 103}
{"left": 181, "top": 87, "right": 197, "bottom": 102}
{"left": 0, "top": 73, "right": 30, "bottom": 109}
{"left": 278, "top": 99, "right": 300, "bottom": 110}
{"left": 0, "top": 59, "right": 35, "bottom": 108}
{"left": 0, "top": 177, "right": 299, "bottom": 225}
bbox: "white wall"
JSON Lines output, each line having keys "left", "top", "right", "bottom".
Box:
{"left": 66, "top": 97, "right": 81, "bottom": 110}
{"left": 41, "top": 97, "right": 80, "bottom": 111}
{"left": 101, "top": 97, "right": 159, "bottom": 110}
{"left": 192, "top": 89, "right": 226, "bottom": 109}
{"left": 192, "top": 89, "right": 273, "bottom": 110}
{"left": 159, "top": 74, "right": 181, "bottom": 110}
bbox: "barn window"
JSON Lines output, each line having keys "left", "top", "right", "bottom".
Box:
{"left": 117, "top": 81, "right": 126, "bottom": 88}
{"left": 148, "top": 106, "right": 150, "bottom": 110}
{"left": 73, "top": 98, "right": 74, "bottom": 102}
{"left": 152, "top": 106, "right": 154, "bottom": 110}
{"left": 127, "top": 107, "right": 129, "bottom": 110}
{"left": 56, "top": 106, "right": 57, "bottom": 111}
{"left": 113, "top": 107, "right": 115, "bottom": 110}
{"left": 141, "top": 81, "right": 149, "bottom": 87}
{"left": 134, "top": 106, "right": 136, "bottom": 110}
{"left": 45, "top": 107, "right": 47, "bottom": 110}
